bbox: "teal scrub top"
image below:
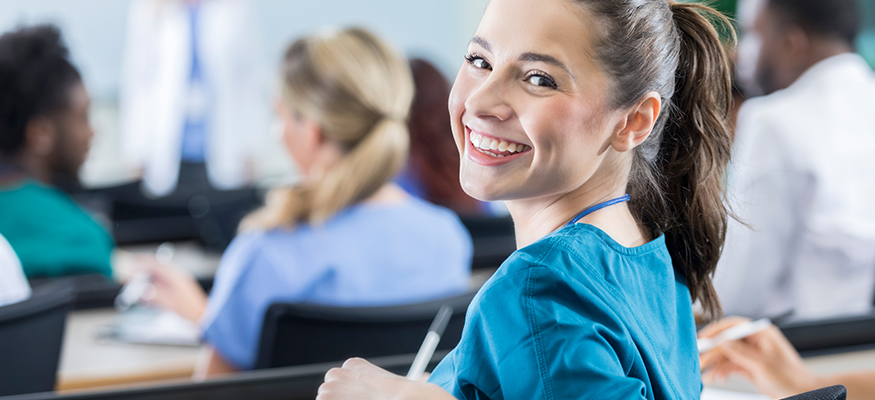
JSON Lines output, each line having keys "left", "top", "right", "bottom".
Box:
{"left": 428, "top": 223, "right": 700, "bottom": 399}
{"left": 0, "top": 180, "right": 114, "bottom": 278}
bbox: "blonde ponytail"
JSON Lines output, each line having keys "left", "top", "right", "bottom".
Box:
{"left": 241, "top": 28, "right": 414, "bottom": 231}
{"left": 309, "top": 117, "right": 409, "bottom": 223}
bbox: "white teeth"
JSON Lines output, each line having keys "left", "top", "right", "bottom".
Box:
{"left": 471, "top": 135, "right": 481, "bottom": 147}
{"left": 469, "top": 130, "right": 529, "bottom": 156}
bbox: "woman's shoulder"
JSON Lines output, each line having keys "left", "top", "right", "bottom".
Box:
{"left": 362, "top": 196, "right": 464, "bottom": 224}
{"left": 341, "top": 198, "right": 471, "bottom": 241}
{"left": 483, "top": 223, "right": 672, "bottom": 307}
{"left": 223, "top": 228, "right": 311, "bottom": 266}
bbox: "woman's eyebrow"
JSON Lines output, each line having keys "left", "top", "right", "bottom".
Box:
{"left": 519, "top": 52, "right": 575, "bottom": 81}
{"left": 469, "top": 37, "right": 576, "bottom": 82}
{"left": 469, "top": 36, "right": 491, "bottom": 51}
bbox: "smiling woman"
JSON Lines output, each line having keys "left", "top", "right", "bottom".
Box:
{"left": 317, "top": 0, "right": 735, "bottom": 399}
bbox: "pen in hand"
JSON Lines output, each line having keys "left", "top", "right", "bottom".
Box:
{"left": 407, "top": 304, "right": 453, "bottom": 381}
{"left": 698, "top": 318, "right": 772, "bottom": 354}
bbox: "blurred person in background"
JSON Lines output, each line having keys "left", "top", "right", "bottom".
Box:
{"left": 144, "top": 27, "right": 473, "bottom": 376}
{"left": 0, "top": 25, "right": 115, "bottom": 279}
{"left": 0, "top": 233, "right": 30, "bottom": 307}
{"left": 700, "top": 317, "right": 875, "bottom": 400}
{"left": 396, "top": 58, "right": 485, "bottom": 216}
{"left": 120, "top": 0, "right": 267, "bottom": 197}
{"left": 714, "top": 0, "right": 875, "bottom": 319}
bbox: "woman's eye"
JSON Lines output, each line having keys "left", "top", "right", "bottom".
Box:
{"left": 465, "top": 54, "right": 492, "bottom": 70}
{"left": 525, "top": 74, "right": 558, "bottom": 89}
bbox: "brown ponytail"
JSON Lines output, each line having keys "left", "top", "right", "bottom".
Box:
{"left": 241, "top": 28, "right": 414, "bottom": 231}
{"left": 575, "top": 0, "right": 735, "bottom": 321}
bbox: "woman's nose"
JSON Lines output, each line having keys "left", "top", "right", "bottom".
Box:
{"left": 463, "top": 73, "right": 514, "bottom": 122}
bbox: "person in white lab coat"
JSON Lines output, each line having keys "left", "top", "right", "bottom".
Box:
{"left": 120, "top": 0, "right": 268, "bottom": 197}
{"left": 714, "top": 0, "right": 875, "bottom": 319}
{"left": 0, "top": 233, "right": 30, "bottom": 308}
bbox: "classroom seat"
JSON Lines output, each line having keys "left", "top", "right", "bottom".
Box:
{"left": 29, "top": 273, "right": 214, "bottom": 310}
{"left": 254, "top": 290, "right": 476, "bottom": 370}
{"left": 107, "top": 184, "right": 261, "bottom": 251}
{"left": 458, "top": 215, "right": 516, "bottom": 270}
{"left": 780, "top": 385, "right": 846, "bottom": 400}
{"left": 778, "top": 309, "right": 875, "bottom": 355}
{"left": 0, "top": 280, "right": 75, "bottom": 396}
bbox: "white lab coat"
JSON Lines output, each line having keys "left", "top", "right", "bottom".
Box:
{"left": 120, "top": 0, "right": 268, "bottom": 196}
{"left": 0, "top": 233, "right": 30, "bottom": 308}
{"left": 715, "top": 54, "right": 875, "bottom": 319}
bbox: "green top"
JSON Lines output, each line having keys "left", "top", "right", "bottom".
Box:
{"left": 0, "top": 180, "right": 114, "bottom": 278}
{"left": 709, "top": 0, "right": 737, "bottom": 18}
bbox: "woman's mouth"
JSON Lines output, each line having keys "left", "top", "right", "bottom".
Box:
{"left": 468, "top": 130, "right": 530, "bottom": 158}
{"left": 465, "top": 127, "right": 532, "bottom": 167}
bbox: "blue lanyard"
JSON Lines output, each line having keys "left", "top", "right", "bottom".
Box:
{"left": 566, "top": 194, "right": 631, "bottom": 226}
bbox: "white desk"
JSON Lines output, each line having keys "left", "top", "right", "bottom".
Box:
{"left": 56, "top": 267, "right": 500, "bottom": 392}
{"left": 57, "top": 308, "right": 201, "bottom": 391}
{"left": 705, "top": 348, "right": 875, "bottom": 395}
{"left": 115, "top": 241, "right": 222, "bottom": 280}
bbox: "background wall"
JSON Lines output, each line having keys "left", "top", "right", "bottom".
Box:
{"left": 0, "top": 0, "right": 489, "bottom": 187}
{"left": 0, "top": 0, "right": 869, "bottom": 186}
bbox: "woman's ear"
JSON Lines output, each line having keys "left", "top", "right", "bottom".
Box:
{"left": 612, "top": 92, "right": 661, "bottom": 153}
{"left": 25, "top": 116, "right": 56, "bottom": 157}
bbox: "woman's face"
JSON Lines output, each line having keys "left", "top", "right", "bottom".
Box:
{"left": 277, "top": 97, "right": 318, "bottom": 176}
{"left": 450, "top": 0, "right": 623, "bottom": 202}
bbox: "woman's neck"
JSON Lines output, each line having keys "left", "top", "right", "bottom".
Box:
{"left": 362, "top": 182, "right": 409, "bottom": 205}
{"left": 506, "top": 185, "right": 648, "bottom": 249}
{"left": 0, "top": 154, "right": 45, "bottom": 185}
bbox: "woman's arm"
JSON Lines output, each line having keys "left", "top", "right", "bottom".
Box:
{"left": 141, "top": 262, "right": 208, "bottom": 324}
{"left": 818, "top": 372, "right": 875, "bottom": 400}
{"left": 317, "top": 358, "right": 455, "bottom": 400}
{"left": 193, "top": 345, "right": 239, "bottom": 380}
{"left": 700, "top": 317, "right": 875, "bottom": 400}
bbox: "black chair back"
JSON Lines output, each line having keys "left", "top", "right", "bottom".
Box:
{"left": 778, "top": 309, "right": 875, "bottom": 355}
{"left": 459, "top": 215, "right": 516, "bottom": 270}
{"left": 254, "top": 290, "right": 476, "bottom": 369}
{"left": 781, "top": 385, "right": 847, "bottom": 400}
{"left": 0, "top": 280, "right": 75, "bottom": 396}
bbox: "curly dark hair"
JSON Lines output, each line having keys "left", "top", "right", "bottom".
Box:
{"left": 768, "top": 0, "right": 860, "bottom": 46}
{"left": 0, "top": 24, "right": 81, "bottom": 156}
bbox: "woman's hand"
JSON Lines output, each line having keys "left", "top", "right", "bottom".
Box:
{"left": 138, "top": 258, "right": 208, "bottom": 324}
{"left": 317, "top": 358, "right": 454, "bottom": 400}
{"left": 699, "top": 317, "right": 822, "bottom": 398}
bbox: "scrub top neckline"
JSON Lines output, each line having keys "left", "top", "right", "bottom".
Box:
{"left": 553, "top": 222, "right": 666, "bottom": 257}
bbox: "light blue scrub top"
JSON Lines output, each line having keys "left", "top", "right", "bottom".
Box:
{"left": 429, "top": 223, "right": 700, "bottom": 399}
{"left": 200, "top": 198, "right": 473, "bottom": 370}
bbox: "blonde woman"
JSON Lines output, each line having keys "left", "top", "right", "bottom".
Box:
{"left": 146, "top": 27, "right": 472, "bottom": 376}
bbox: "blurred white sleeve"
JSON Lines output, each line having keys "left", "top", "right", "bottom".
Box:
{"left": 0, "top": 234, "right": 31, "bottom": 308}
{"left": 714, "top": 103, "right": 810, "bottom": 319}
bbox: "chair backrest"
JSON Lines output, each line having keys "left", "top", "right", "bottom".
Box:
{"left": 458, "top": 215, "right": 516, "bottom": 270}
{"left": 778, "top": 309, "right": 875, "bottom": 355}
{"left": 254, "top": 290, "right": 476, "bottom": 370}
{"left": 780, "top": 385, "right": 847, "bottom": 400}
{"left": 0, "top": 280, "right": 75, "bottom": 396}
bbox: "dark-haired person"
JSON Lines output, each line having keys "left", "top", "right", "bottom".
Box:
{"left": 395, "top": 59, "right": 486, "bottom": 216}
{"left": 0, "top": 25, "right": 114, "bottom": 279}
{"left": 700, "top": 317, "right": 875, "bottom": 400}
{"left": 714, "top": 0, "right": 875, "bottom": 319}
{"left": 316, "top": 0, "right": 736, "bottom": 398}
